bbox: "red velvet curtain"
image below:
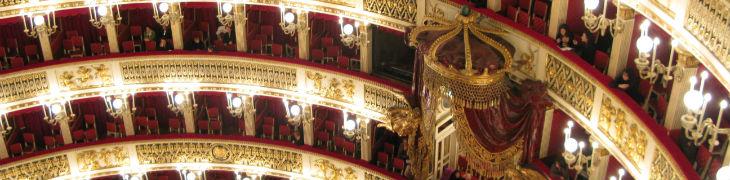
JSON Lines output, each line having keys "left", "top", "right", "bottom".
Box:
{"left": 135, "top": 92, "right": 179, "bottom": 131}
{"left": 5, "top": 108, "right": 49, "bottom": 148}
{"left": 71, "top": 97, "right": 115, "bottom": 139}
{"left": 463, "top": 80, "right": 549, "bottom": 162}
{"left": 195, "top": 92, "right": 239, "bottom": 134}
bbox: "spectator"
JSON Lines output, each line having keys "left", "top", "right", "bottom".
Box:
{"left": 216, "top": 25, "right": 232, "bottom": 44}
{"left": 144, "top": 26, "right": 157, "bottom": 42}
{"left": 611, "top": 69, "right": 643, "bottom": 102}
{"left": 550, "top": 158, "right": 569, "bottom": 180}
{"left": 191, "top": 37, "right": 205, "bottom": 50}
{"left": 291, "top": 130, "right": 304, "bottom": 146}
{"left": 574, "top": 32, "right": 597, "bottom": 64}
{"left": 158, "top": 39, "right": 172, "bottom": 51}
{"left": 556, "top": 24, "right": 573, "bottom": 50}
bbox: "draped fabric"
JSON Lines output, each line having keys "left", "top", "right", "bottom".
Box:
{"left": 135, "top": 92, "right": 180, "bottom": 132}
{"left": 312, "top": 105, "right": 343, "bottom": 133}
{"left": 462, "top": 80, "right": 549, "bottom": 162}
{"left": 195, "top": 92, "right": 239, "bottom": 134}
{"left": 6, "top": 108, "right": 49, "bottom": 149}
{"left": 72, "top": 97, "right": 115, "bottom": 139}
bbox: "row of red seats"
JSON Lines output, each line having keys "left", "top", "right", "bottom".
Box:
{"left": 502, "top": 0, "right": 549, "bottom": 34}
{"left": 377, "top": 142, "right": 406, "bottom": 174}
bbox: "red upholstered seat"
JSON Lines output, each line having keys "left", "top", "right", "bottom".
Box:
{"left": 24, "top": 45, "right": 39, "bottom": 61}
{"left": 23, "top": 133, "right": 35, "bottom": 151}
{"left": 122, "top": 41, "right": 135, "bottom": 53}
{"left": 90, "top": 43, "right": 106, "bottom": 56}
{"left": 106, "top": 122, "right": 119, "bottom": 137}
{"left": 197, "top": 120, "right": 210, "bottom": 134}
{"left": 517, "top": 10, "right": 530, "bottom": 27}
{"left": 10, "top": 57, "right": 24, "bottom": 68}
{"left": 85, "top": 129, "right": 97, "bottom": 142}
{"left": 145, "top": 41, "right": 157, "bottom": 51}
{"left": 337, "top": 56, "right": 350, "bottom": 69}
{"left": 324, "top": 46, "right": 340, "bottom": 63}
{"left": 311, "top": 49, "right": 325, "bottom": 64}
{"left": 334, "top": 136, "right": 345, "bottom": 152}
{"left": 325, "top": 121, "right": 336, "bottom": 135}
{"left": 148, "top": 120, "right": 159, "bottom": 134}
{"left": 262, "top": 124, "right": 274, "bottom": 139}
{"left": 594, "top": 51, "right": 610, "bottom": 72}
{"left": 260, "top": 25, "right": 274, "bottom": 43}
{"left": 518, "top": 0, "right": 530, "bottom": 11}
{"left": 84, "top": 114, "right": 96, "bottom": 128}
{"left": 507, "top": 6, "right": 519, "bottom": 22}
{"left": 384, "top": 143, "right": 395, "bottom": 154}
{"left": 210, "top": 120, "right": 222, "bottom": 134}
{"left": 344, "top": 141, "right": 356, "bottom": 156}
{"left": 168, "top": 118, "right": 181, "bottom": 133}
{"left": 214, "top": 40, "right": 225, "bottom": 51}
{"left": 130, "top": 26, "right": 142, "bottom": 38}
{"left": 393, "top": 158, "right": 406, "bottom": 173}
{"left": 10, "top": 143, "right": 23, "bottom": 156}
{"left": 321, "top": 37, "right": 334, "bottom": 48}
{"left": 208, "top": 108, "right": 220, "bottom": 121}
{"left": 530, "top": 16, "right": 546, "bottom": 34}
{"left": 249, "top": 39, "right": 263, "bottom": 54}
{"left": 264, "top": 117, "right": 275, "bottom": 126}
{"left": 377, "top": 152, "right": 389, "bottom": 168}
{"left": 43, "top": 136, "right": 56, "bottom": 149}
{"left": 72, "top": 130, "right": 85, "bottom": 143}
{"left": 534, "top": 1, "right": 549, "bottom": 19}
{"left": 279, "top": 125, "right": 290, "bottom": 140}
{"left": 272, "top": 44, "right": 283, "bottom": 57}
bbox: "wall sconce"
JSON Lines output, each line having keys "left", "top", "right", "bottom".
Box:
{"left": 279, "top": 5, "right": 301, "bottom": 36}
{"left": 283, "top": 99, "right": 302, "bottom": 127}
{"left": 41, "top": 97, "right": 75, "bottom": 126}
{"left": 102, "top": 91, "right": 136, "bottom": 118}
{"left": 634, "top": 21, "right": 681, "bottom": 109}
{"left": 608, "top": 168, "right": 626, "bottom": 180}
{"left": 217, "top": 0, "right": 245, "bottom": 27}
{"left": 20, "top": 7, "right": 58, "bottom": 38}
{"left": 342, "top": 111, "right": 361, "bottom": 140}
{"left": 226, "top": 92, "right": 245, "bottom": 118}
{"left": 152, "top": 0, "right": 183, "bottom": 28}
{"left": 582, "top": 0, "right": 624, "bottom": 36}
{"left": 562, "top": 121, "right": 598, "bottom": 179}
{"left": 86, "top": 0, "right": 122, "bottom": 29}
{"left": 166, "top": 91, "right": 197, "bottom": 114}
{"left": 338, "top": 16, "right": 367, "bottom": 49}
{"left": 0, "top": 104, "right": 11, "bottom": 134}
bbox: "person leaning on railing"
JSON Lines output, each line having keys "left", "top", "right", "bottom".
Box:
{"left": 611, "top": 69, "right": 643, "bottom": 103}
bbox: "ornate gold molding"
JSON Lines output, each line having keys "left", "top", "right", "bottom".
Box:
{"left": 364, "top": 0, "right": 417, "bottom": 23}
{"left": 312, "top": 159, "right": 357, "bottom": 180}
{"left": 598, "top": 98, "right": 647, "bottom": 168}
{"left": 0, "top": 72, "right": 48, "bottom": 103}
{"left": 58, "top": 64, "right": 112, "bottom": 91}
{"left": 364, "top": 85, "right": 410, "bottom": 115}
{"left": 545, "top": 56, "right": 595, "bottom": 118}
{"left": 77, "top": 146, "right": 130, "bottom": 172}
{"left": 650, "top": 152, "right": 682, "bottom": 180}
{"left": 0, "top": 155, "right": 70, "bottom": 179}
{"left": 305, "top": 71, "right": 355, "bottom": 103}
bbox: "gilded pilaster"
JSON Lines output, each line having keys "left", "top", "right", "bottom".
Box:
{"left": 0, "top": 135, "right": 7, "bottom": 158}
{"left": 104, "top": 23, "right": 120, "bottom": 53}
{"left": 303, "top": 103, "right": 314, "bottom": 146}
{"left": 60, "top": 119, "right": 73, "bottom": 144}
{"left": 297, "top": 11, "right": 310, "bottom": 60}
{"left": 243, "top": 95, "right": 256, "bottom": 136}
{"left": 663, "top": 49, "right": 698, "bottom": 129}
{"left": 538, "top": 108, "right": 554, "bottom": 158}
{"left": 170, "top": 4, "right": 184, "bottom": 50}
{"left": 234, "top": 4, "right": 248, "bottom": 52}
{"left": 359, "top": 26, "right": 372, "bottom": 73}
{"left": 358, "top": 115, "right": 372, "bottom": 161}
{"left": 588, "top": 138, "right": 610, "bottom": 180}
{"left": 39, "top": 31, "right": 54, "bottom": 61}
{"left": 121, "top": 108, "right": 135, "bottom": 136}
{"left": 182, "top": 104, "right": 196, "bottom": 133}
{"left": 606, "top": 6, "right": 635, "bottom": 78}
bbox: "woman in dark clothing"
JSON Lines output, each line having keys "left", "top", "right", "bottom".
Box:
{"left": 556, "top": 24, "right": 574, "bottom": 49}
{"left": 574, "top": 32, "right": 597, "bottom": 64}
{"left": 550, "top": 158, "right": 570, "bottom": 180}
{"left": 611, "top": 69, "right": 643, "bottom": 102}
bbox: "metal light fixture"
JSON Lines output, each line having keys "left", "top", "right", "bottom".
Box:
{"left": 226, "top": 92, "right": 245, "bottom": 118}
{"left": 0, "top": 104, "right": 11, "bottom": 134}
{"left": 41, "top": 97, "right": 75, "bottom": 126}
{"left": 279, "top": 5, "right": 300, "bottom": 36}
{"left": 582, "top": 0, "right": 624, "bottom": 36}
{"left": 20, "top": 7, "right": 58, "bottom": 38}
{"left": 342, "top": 111, "right": 361, "bottom": 140}
{"left": 166, "top": 91, "right": 197, "bottom": 114}
{"left": 283, "top": 99, "right": 303, "bottom": 127}
{"left": 102, "top": 91, "right": 136, "bottom": 118}
{"left": 634, "top": 20, "right": 680, "bottom": 109}
{"left": 338, "top": 16, "right": 367, "bottom": 49}
{"left": 680, "top": 71, "right": 730, "bottom": 177}
{"left": 562, "top": 121, "right": 596, "bottom": 179}
{"left": 217, "top": 0, "right": 245, "bottom": 27}
{"left": 152, "top": 0, "right": 183, "bottom": 28}
{"left": 608, "top": 168, "right": 626, "bottom": 180}
{"left": 87, "top": 0, "right": 122, "bottom": 29}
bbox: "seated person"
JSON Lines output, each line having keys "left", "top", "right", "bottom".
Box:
{"left": 611, "top": 69, "right": 643, "bottom": 102}
{"left": 555, "top": 24, "right": 573, "bottom": 50}
{"left": 190, "top": 37, "right": 205, "bottom": 51}
{"left": 158, "top": 39, "right": 172, "bottom": 51}
{"left": 216, "top": 25, "right": 233, "bottom": 44}
{"left": 144, "top": 26, "right": 157, "bottom": 42}
{"left": 573, "top": 32, "right": 597, "bottom": 64}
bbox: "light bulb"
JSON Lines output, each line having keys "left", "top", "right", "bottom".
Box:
{"left": 97, "top": 6, "right": 108, "bottom": 16}
{"left": 653, "top": 37, "right": 661, "bottom": 46}
{"left": 584, "top": 0, "right": 599, "bottom": 10}
{"left": 618, "top": 168, "right": 625, "bottom": 176}
{"left": 636, "top": 35, "right": 654, "bottom": 53}
{"left": 284, "top": 12, "right": 295, "bottom": 23}
{"left": 174, "top": 93, "right": 185, "bottom": 105}
{"left": 717, "top": 166, "right": 730, "bottom": 180}
{"left": 112, "top": 98, "right": 123, "bottom": 110}
{"left": 231, "top": 97, "right": 242, "bottom": 108}
{"left": 671, "top": 39, "right": 679, "bottom": 47}
{"left": 567, "top": 120, "right": 574, "bottom": 128}
{"left": 564, "top": 138, "right": 578, "bottom": 153}
{"left": 609, "top": 177, "right": 616, "bottom": 180}
{"left": 722, "top": 100, "right": 728, "bottom": 109}
{"left": 701, "top": 71, "right": 709, "bottom": 80}
{"left": 289, "top": 104, "right": 301, "bottom": 117}
{"left": 640, "top": 20, "right": 651, "bottom": 31}
{"left": 354, "top": 21, "right": 360, "bottom": 28}
{"left": 33, "top": 15, "right": 45, "bottom": 26}
{"left": 158, "top": 2, "right": 170, "bottom": 13}
{"left": 343, "top": 24, "right": 354, "bottom": 35}
{"left": 338, "top": 16, "right": 343, "bottom": 24}
{"left": 563, "top": 128, "right": 571, "bottom": 135}
{"left": 186, "top": 172, "right": 197, "bottom": 180}
{"left": 130, "top": 176, "right": 140, "bottom": 180}
{"left": 50, "top": 104, "right": 63, "bottom": 115}
{"left": 684, "top": 90, "right": 703, "bottom": 112}
{"left": 690, "top": 76, "right": 697, "bottom": 86}
{"left": 705, "top": 93, "right": 713, "bottom": 103}
{"left": 578, "top": 141, "right": 586, "bottom": 149}
{"left": 592, "top": 141, "right": 599, "bottom": 149}
{"left": 344, "top": 119, "right": 356, "bottom": 131}
{"left": 222, "top": 3, "right": 233, "bottom": 13}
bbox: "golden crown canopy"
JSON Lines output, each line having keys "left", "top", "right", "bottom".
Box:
{"left": 409, "top": 7, "right": 515, "bottom": 109}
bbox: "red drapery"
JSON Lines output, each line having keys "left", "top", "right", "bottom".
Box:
{"left": 462, "top": 80, "right": 550, "bottom": 162}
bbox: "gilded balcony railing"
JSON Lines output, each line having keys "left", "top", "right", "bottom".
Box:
{"left": 686, "top": 0, "right": 730, "bottom": 67}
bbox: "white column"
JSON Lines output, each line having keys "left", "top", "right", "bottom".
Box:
{"left": 547, "top": 0, "right": 569, "bottom": 39}
{"left": 359, "top": 26, "right": 372, "bottom": 73}
{"left": 415, "top": 0, "right": 426, "bottom": 25}
{"left": 243, "top": 95, "right": 256, "bottom": 136}
{"left": 539, "top": 108, "right": 555, "bottom": 158}
{"left": 60, "top": 119, "right": 73, "bottom": 144}
{"left": 38, "top": 31, "right": 54, "bottom": 61}
{"left": 588, "top": 139, "right": 610, "bottom": 180}
{"left": 605, "top": 6, "right": 636, "bottom": 78}
{"left": 121, "top": 109, "right": 135, "bottom": 136}
{"left": 182, "top": 104, "right": 196, "bottom": 134}
{"left": 359, "top": 116, "right": 372, "bottom": 161}
{"left": 234, "top": 4, "right": 248, "bottom": 52}
{"left": 664, "top": 50, "right": 698, "bottom": 129}
{"left": 0, "top": 135, "right": 8, "bottom": 158}
{"left": 303, "top": 103, "right": 314, "bottom": 146}
{"left": 104, "top": 23, "right": 120, "bottom": 53}
{"left": 170, "top": 3, "right": 184, "bottom": 50}
{"left": 297, "top": 12, "right": 310, "bottom": 60}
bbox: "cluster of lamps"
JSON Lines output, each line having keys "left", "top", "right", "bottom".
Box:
{"left": 582, "top": 0, "right": 624, "bottom": 36}
{"left": 41, "top": 97, "right": 76, "bottom": 126}
{"left": 279, "top": 5, "right": 302, "bottom": 36}
{"left": 217, "top": 0, "right": 246, "bottom": 27}
{"left": 152, "top": 0, "right": 183, "bottom": 28}
{"left": 338, "top": 16, "right": 367, "bottom": 49}
{"left": 634, "top": 20, "right": 681, "bottom": 109}
{"left": 86, "top": 0, "right": 122, "bottom": 29}
{"left": 283, "top": 99, "right": 303, "bottom": 127}
{"left": 226, "top": 93, "right": 246, "bottom": 118}
{"left": 20, "top": 5, "right": 58, "bottom": 38}
{"left": 166, "top": 90, "right": 197, "bottom": 114}
{"left": 562, "top": 121, "right": 595, "bottom": 179}
{"left": 0, "top": 104, "right": 11, "bottom": 135}
{"left": 102, "top": 90, "right": 137, "bottom": 118}
{"left": 342, "top": 111, "right": 363, "bottom": 140}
